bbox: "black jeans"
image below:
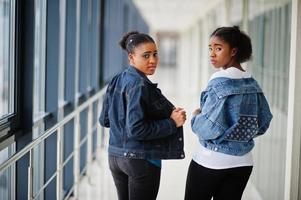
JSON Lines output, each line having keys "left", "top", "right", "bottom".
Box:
{"left": 109, "top": 155, "right": 161, "bottom": 200}
{"left": 185, "top": 160, "right": 252, "bottom": 200}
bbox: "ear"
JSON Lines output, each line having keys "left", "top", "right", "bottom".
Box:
{"left": 231, "top": 48, "right": 237, "bottom": 57}
{"left": 128, "top": 53, "right": 135, "bottom": 65}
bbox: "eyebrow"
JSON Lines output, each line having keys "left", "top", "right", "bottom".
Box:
{"left": 209, "top": 44, "right": 222, "bottom": 47}
{"left": 143, "top": 50, "right": 158, "bottom": 54}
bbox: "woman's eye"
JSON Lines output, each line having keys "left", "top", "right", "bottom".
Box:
{"left": 216, "top": 47, "right": 222, "bottom": 51}
{"left": 209, "top": 47, "right": 213, "bottom": 51}
{"left": 153, "top": 53, "right": 158, "bottom": 57}
{"left": 143, "top": 54, "right": 150, "bottom": 58}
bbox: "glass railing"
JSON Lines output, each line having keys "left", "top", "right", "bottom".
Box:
{"left": 0, "top": 87, "right": 107, "bottom": 200}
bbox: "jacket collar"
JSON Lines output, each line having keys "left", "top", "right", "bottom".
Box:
{"left": 208, "top": 77, "right": 263, "bottom": 98}
{"left": 127, "top": 66, "right": 158, "bottom": 87}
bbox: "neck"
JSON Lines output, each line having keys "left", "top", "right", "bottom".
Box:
{"left": 222, "top": 59, "right": 244, "bottom": 71}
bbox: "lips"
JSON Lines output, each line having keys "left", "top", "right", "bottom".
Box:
{"left": 210, "top": 60, "right": 217, "bottom": 64}
{"left": 148, "top": 66, "right": 156, "bottom": 69}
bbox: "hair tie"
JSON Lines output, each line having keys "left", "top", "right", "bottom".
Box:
{"left": 233, "top": 26, "right": 240, "bottom": 33}
{"left": 126, "top": 38, "right": 134, "bottom": 46}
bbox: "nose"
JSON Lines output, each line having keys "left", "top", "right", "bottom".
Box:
{"left": 149, "top": 55, "right": 157, "bottom": 63}
{"left": 209, "top": 50, "right": 215, "bottom": 57}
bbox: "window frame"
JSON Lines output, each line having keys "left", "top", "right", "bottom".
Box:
{"left": 0, "top": 0, "right": 18, "bottom": 146}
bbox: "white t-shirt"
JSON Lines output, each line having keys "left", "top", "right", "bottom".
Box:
{"left": 192, "top": 67, "right": 253, "bottom": 169}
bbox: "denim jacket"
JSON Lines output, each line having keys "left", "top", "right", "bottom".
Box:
{"left": 99, "top": 66, "right": 185, "bottom": 159}
{"left": 191, "top": 77, "right": 272, "bottom": 156}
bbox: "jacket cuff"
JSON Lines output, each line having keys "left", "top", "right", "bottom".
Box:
{"left": 168, "top": 118, "right": 178, "bottom": 134}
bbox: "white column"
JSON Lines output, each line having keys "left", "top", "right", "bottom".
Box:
{"left": 284, "top": 0, "right": 301, "bottom": 199}
{"left": 242, "top": 0, "right": 249, "bottom": 32}
{"left": 223, "top": 0, "right": 231, "bottom": 25}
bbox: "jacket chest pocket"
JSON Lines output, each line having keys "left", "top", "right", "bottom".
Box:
{"left": 153, "top": 98, "right": 169, "bottom": 109}
{"left": 148, "top": 97, "right": 173, "bottom": 119}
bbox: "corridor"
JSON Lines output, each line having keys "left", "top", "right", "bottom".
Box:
{"left": 0, "top": 0, "right": 301, "bottom": 200}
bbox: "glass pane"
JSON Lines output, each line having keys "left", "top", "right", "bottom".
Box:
{"left": 0, "top": 148, "right": 9, "bottom": 200}
{"left": 249, "top": 0, "right": 291, "bottom": 20}
{"left": 33, "top": 0, "right": 46, "bottom": 123}
{"left": 0, "top": 146, "right": 14, "bottom": 200}
{"left": 0, "top": 0, "right": 12, "bottom": 119}
{"left": 248, "top": 1, "right": 291, "bottom": 200}
{"left": 157, "top": 33, "right": 178, "bottom": 67}
{"left": 33, "top": 128, "right": 44, "bottom": 200}
{"left": 0, "top": 168, "right": 10, "bottom": 200}
{"left": 32, "top": 1, "right": 47, "bottom": 198}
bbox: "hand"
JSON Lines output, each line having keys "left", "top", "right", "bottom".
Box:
{"left": 192, "top": 108, "right": 201, "bottom": 116}
{"left": 170, "top": 107, "right": 187, "bottom": 127}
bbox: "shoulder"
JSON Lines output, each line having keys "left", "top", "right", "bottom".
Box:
{"left": 123, "top": 68, "right": 148, "bottom": 87}
{"left": 108, "top": 69, "right": 144, "bottom": 91}
{"left": 105, "top": 70, "right": 144, "bottom": 96}
{"left": 208, "top": 77, "right": 263, "bottom": 99}
{"left": 209, "top": 67, "right": 252, "bottom": 81}
{"left": 209, "top": 70, "right": 228, "bottom": 81}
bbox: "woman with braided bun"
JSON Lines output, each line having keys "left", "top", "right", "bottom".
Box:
{"left": 184, "top": 26, "right": 272, "bottom": 200}
{"left": 99, "top": 31, "right": 186, "bottom": 200}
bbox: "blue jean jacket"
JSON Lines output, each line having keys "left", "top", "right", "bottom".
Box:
{"left": 99, "top": 66, "right": 185, "bottom": 159}
{"left": 191, "top": 77, "right": 273, "bottom": 156}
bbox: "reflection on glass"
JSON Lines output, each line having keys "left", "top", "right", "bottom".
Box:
{"left": 0, "top": 147, "right": 13, "bottom": 200}
{"left": 157, "top": 33, "right": 178, "bottom": 67}
{"left": 32, "top": 1, "right": 47, "bottom": 199}
{"left": 33, "top": 128, "right": 44, "bottom": 199}
{"left": 248, "top": 1, "right": 291, "bottom": 199}
{"left": 33, "top": 0, "right": 46, "bottom": 124}
{"left": 0, "top": 148, "right": 9, "bottom": 200}
{"left": 0, "top": 0, "right": 11, "bottom": 119}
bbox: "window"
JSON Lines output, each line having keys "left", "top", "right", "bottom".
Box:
{"left": 0, "top": 0, "right": 16, "bottom": 143}
{"left": 157, "top": 33, "right": 178, "bottom": 67}
{"left": 33, "top": 0, "right": 47, "bottom": 131}
{"left": 32, "top": 1, "right": 47, "bottom": 199}
{"left": 0, "top": 0, "right": 15, "bottom": 120}
{"left": 248, "top": 2, "right": 291, "bottom": 199}
{"left": 0, "top": 146, "right": 15, "bottom": 200}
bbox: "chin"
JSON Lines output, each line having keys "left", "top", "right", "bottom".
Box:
{"left": 212, "top": 65, "right": 222, "bottom": 69}
{"left": 147, "top": 70, "right": 156, "bottom": 75}
{"left": 147, "top": 72, "right": 155, "bottom": 75}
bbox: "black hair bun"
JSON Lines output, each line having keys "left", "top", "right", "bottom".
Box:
{"left": 233, "top": 26, "right": 240, "bottom": 32}
{"left": 119, "top": 31, "right": 140, "bottom": 50}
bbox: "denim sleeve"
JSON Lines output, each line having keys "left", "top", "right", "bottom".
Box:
{"left": 191, "top": 91, "right": 225, "bottom": 140}
{"left": 126, "top": 85, "right": 177, "bottom": 140}
{"left": 256, "top": 94, "right": 273, "bottom": 135}
{"left": 99, "top": 87, "right": 110, "bottom": 127}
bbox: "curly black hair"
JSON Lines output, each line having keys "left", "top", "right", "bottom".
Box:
{"left": 211, "top": 26, "right": 252, "bottom": 63}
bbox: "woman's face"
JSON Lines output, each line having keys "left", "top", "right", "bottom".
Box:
{"left": 129, "top": 42, "right": 159, "bottom": 75}
{"left": 209, "top": 36, "right": 237, "bottom": 69}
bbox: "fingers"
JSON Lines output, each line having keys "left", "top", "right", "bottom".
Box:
{"left": 173, "top": 107, "right": 184, "bottom": 112}
{"left": 172, "top": 108, "right": 186, "bottom": 120}
{"left": 192, "top": 108, "right": 201, "bottom": 116}
{"left": 171, "top": 107, "right": 187, "bottom": 127}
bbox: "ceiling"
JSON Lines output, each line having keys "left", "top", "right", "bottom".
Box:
{"left": 133, "top": 0, "right": 207, "bottom": 32}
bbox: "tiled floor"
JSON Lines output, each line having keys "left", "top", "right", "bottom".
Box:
{"left": 74, "top": 66, "right": 260, "bottom": 200}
